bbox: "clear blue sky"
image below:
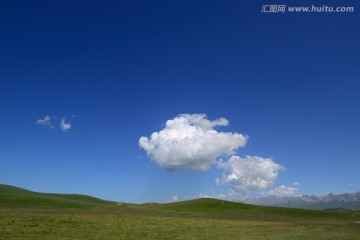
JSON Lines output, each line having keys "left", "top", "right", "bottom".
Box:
{"left": 1, "top": 0, "right": 359, "bottom": 203}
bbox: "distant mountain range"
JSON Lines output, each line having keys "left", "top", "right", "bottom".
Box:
{"left": 243, "top": 192, "right": 360, "bottom": 210}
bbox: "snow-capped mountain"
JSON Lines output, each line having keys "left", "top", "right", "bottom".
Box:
{"left": 243, "top": 192, "right": 360, "bottom": 210}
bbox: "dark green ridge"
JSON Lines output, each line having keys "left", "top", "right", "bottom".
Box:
{"left": 0, "top": 184, "right": 114, "bottom": 209}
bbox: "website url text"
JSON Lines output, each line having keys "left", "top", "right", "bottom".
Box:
{"left": 261, "top": 5, "right": 355, "bottom": 13}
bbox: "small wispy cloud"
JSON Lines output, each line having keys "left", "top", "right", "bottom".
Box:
{"left": 36, "top": 115, "right": 54, "bottom": 129}
{"left": 197, "top": 193, "right": 211, "bottom": 198}
{"left": 197, "top": 193, "right": 226, "bottom": 200}
{"left": 37, "top": 115, "right": 73, "bottom": 132}
{"left": 60, "top": 118, "right": 71, "bottom": 132}
{"left": 266, "top": 185, "right": 298, "bottom": 197}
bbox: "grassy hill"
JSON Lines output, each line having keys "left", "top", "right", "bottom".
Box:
{"left": 1, "top": 184, "right": 360, "bottom": 239}
{"left": 1, "top": 184, "right": 359, "bottom": 221}
{"left": 145, "top": 198, "right": 359, "bottom": 223}
{"left": 0, "top": 184, "right": 114, "bottom": 208}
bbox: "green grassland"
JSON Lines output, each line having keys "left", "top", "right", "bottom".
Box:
{"left": 1, "top": 184, "right": 360, "bottom": 239}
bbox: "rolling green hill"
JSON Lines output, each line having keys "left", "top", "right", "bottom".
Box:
{"left": 0, "top": 184, "right": 114, "bottom": 208}
{"left": 145, "top": 198, "right": 360, "bottom": 223}
{"left": 1, "top": 184, "right": 359, "bottom": 222}
{"left": 1, "top": 184, "right": 360, "bottom": 239}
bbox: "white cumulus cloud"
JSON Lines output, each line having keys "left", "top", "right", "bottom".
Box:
{"left": 139, "top": 114, "right": 247, "bottom": 171}
{"left": 217, "top": 156, "right": 284, "bottom": 194}
{"left": 60, "top": 118, "right": 72, "bottom": 132}
{"left": 36, "top": 115, "right": 54, "bottom": 129}
{"left": 266, "top": 185, "right": 298, "bottom": 197}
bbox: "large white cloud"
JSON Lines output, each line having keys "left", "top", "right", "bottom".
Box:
{"left": 217, "top": 156, "right": 284, "bottom": 193}
{"left": 139, "top": 114, "right": 247, "bottom": 171}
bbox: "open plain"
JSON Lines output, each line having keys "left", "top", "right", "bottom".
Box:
{"left": 1, "top": 184, "right": 360, "bottom": 240}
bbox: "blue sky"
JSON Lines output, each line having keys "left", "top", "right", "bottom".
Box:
{"left": 1, "top": 1, "right": 359, "bottom": 203}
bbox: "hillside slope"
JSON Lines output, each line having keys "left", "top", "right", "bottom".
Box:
{"left": 1, "top": 184, "right": 359, "bottom": 223}
{"left": 1, "top": 184, "right": 360, "bottom": 240}
{"left": 146, "top": 198, "right": 360, "bottom": 222}
{"left": 0, "top": 184, "right": 114, "bottom": 208}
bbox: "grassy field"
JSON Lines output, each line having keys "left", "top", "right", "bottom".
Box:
{"left": 1, "top": 184, "right": 360, "bottom": 239}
